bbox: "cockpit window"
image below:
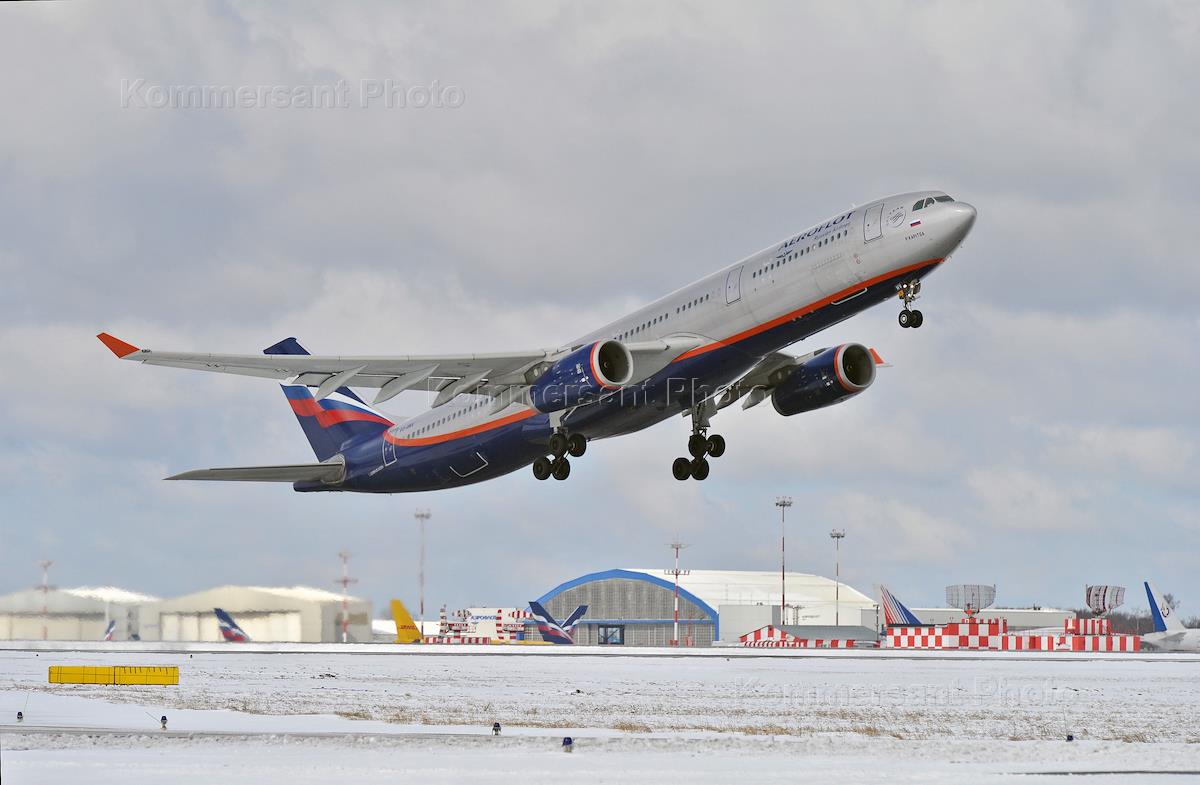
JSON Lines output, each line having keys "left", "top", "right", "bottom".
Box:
{"left": 912, "top": 199, "right": 924, "bottom": 211}
{"left": 923, "top": 198, "right": 936, "bottom": 208}
{"left": 934, "top": 195, "right": 953, "bottom": 202}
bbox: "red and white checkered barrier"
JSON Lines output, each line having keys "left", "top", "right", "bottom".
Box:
{"left": 1065, "top": 618, "right": 1112, "bottom": 635}
{"left": 423, "top": 636, "right": 492, "bottom": 645}
{"left": 889, "top": 621, "right": 1140, "bottom": 653}
{"left": 739, "top": 626, "right": 878, "bottom": 648}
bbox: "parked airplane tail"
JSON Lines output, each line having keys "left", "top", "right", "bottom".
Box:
{"left": 390, "top": 599, "right": 422, "bottom": 644}
{"left": 879, "top": 585, "right": 924, "bottom": 626}
{"left": 214, "top": 607, "right": 251, "bottom": 642}
{"left": 1145, "top": 581, "right": 1184, "bottom": 633}
{"left": 528, "top": 600, "right": 583, "bottom": 644}
{"left": 561, "top": 604, "right": 589, "bottom": 633}
{"left": 102, "top": 619, "right": 116, "bottom": 641}
{"left": 264, "top": 337, "right": 394, "bottom": 462}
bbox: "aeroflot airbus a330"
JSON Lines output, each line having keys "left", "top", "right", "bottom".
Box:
{"left": 99, "top": 191, "right": 976, "bottom": 492}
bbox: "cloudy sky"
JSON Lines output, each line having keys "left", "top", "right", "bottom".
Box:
{"left": 2, "top": 2, "right": 1197, "bottom": 619}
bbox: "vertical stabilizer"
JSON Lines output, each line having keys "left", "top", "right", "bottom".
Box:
{"left": 265, "top": 337, "right": 393, "bottom": 461}
{"left": 391, "top": 599, "right": 422, "bottom": 644}
{"left": 879, "top": 585, "right": 924, "bottom": 626}
{"left": 1145, "top": 581, "right": 1184, "bottom": 633}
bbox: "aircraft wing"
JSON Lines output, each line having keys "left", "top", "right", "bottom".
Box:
{"left": 97, "top": 332, "right": 705, "bottom": 410}
{"left": 166, "top": 459, "right": 346, "bottom": 483}
{"left": 98, "top": 333, "right": 551, "bottom": 407}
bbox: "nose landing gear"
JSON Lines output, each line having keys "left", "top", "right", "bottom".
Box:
{"left": 897, "top": 279, "right": 924, "bottom": 329}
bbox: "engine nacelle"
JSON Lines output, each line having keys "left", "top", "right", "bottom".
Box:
{"left": 771, "top": 343, "right": 876, "bottom": 417}
{"left": 529, "top": 340, "right": 633, "bottom": 413}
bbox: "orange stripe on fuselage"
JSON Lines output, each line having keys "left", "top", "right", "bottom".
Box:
{"left": 384, "top": 408, "right": 539, "bottom": 447}
{"left": 674, "top": 258, "right": 942, "bottom": 362}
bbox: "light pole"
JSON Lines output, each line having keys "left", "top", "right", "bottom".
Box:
{"left": 335, "top": 551, "right": 357, "bottom": 643}
{"left": 775, "top": 497, "right": 792, "bottom": 625}
{"left": 39, "top": 560, "right": 53, "bottom": 641}
{"left": 830, "top": 529, "right": 845, "bottom": 626}
{"left": 414, "top": 509, "right": 431, "bottom": 640}
{"left": 667, "top": 540, "right": 689, "bottom": 646}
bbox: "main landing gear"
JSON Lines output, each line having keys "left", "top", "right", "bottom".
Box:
{"left": 897, "top": 279, "right": 924, "bottom": 329}
{"left": 532, "top": 429, "right": 587, "bottom": 481}
{"left": 673, "top": 404, "right": 725, "bottom": 481}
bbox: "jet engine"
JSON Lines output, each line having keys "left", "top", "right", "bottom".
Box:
{"left": 529, "top": 340, "right": 633, "bottom": 413}
{"left": 771, "top": 343, "right": 876, "bottom": 416}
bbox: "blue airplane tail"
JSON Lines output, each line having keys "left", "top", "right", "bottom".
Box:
{"left": 264, "top": 337, "right": 394, "bottom": 462}
{"left": 214, "top": 607, "right": 251, "bottom": 642}
{"left": 1145, "top": 581, "right": 1183, "bottom": 633}
{"left": 529, "top": 601, "right": 587, "bottom": 644}
{"left": 879, "top": 585, "right": 924, "bottom": 626}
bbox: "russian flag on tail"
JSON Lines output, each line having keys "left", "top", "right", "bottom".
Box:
{"left": 879, "top": 585, "right": 923, "bottom": 627}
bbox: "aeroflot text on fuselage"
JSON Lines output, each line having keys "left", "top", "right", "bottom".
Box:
{"left": 98, "top": 190, "right": 977, "bottom": 491}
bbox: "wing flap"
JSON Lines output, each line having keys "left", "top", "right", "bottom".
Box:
{"left": 166, "top": 460, "right": 346, "bottom": 484}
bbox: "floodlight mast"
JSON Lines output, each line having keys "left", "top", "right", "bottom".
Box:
{"left": 414, "top": 509, "right": 431, "bottom": 640}
{"left": 775, "top": 497, "right": 792, "bottom": 624}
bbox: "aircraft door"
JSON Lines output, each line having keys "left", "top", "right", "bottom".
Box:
{"left": 864, "top": 203, "right": 883, "bottom": 242}
{"left": 383, "top": 434, "right": 398, "bottom": 466}
{"left": 725, "top": 266, "right": 743, "bottom": 304}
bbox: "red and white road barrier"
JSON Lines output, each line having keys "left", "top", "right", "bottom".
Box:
{"left": 1064, "top": 618, "right": 1112, "bottom": 635}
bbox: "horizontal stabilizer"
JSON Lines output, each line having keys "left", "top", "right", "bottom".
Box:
{"left": 166, "top": 459, "right": 345, "bottom": 484}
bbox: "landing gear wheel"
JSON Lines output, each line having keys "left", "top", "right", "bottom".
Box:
{"left": 567, "top": 433, "right": 587, "bottom": 457}
{"left": 551, "top": 457, "right": 571, "bottom": 481}
{"left": 690, "top": 456, "right": 710, "bottom": 481}
{"left": 898, "top": 310, "right": 912, "bottom": 329}
{"left": 548, "top": 432, "right": 568, "bottom": 458}
{"left": 532, "top": 456, "right": 552, "bottom": 481}
{"left": 909, "top": 310, "right": 924, "bottom": 328}
{"left": 688, "top": 433, "right": 709, "bottom": 458}
{"left": 672, "top": 457, "right": 692, "bottom": 481}
{"left": 706, "top": 434, "right": 726, "bottom": 458}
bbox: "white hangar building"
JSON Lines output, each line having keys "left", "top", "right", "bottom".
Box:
{"left": 0, "top": 586, "right": 158, "bottom": 641}
{"left": 137, "top": 585, "right": 372, "bottom": 643}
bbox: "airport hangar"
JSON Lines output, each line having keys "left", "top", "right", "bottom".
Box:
{"left": 0, "top": 586, "right": 158, "bottom": 641}
{"left": 525, "top": 569, "right": 1074, "bottom": 646}
{"left": 526, "top": 569, "right": 879, "bottom": 645}
{"left": 136, "top": 586, "right": 372, "bottom": 643}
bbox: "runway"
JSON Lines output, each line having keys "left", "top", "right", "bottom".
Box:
{"left": 2, "top": 646, "right": 1199, "bottom": 784}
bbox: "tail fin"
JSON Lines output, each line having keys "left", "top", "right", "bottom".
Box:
{"left": 391, "top": 599, "right": 422, "bottom": 644}
{"left": 528, "top": 600, "right": 575, "bottom": 644}
{"left": 1145, "top": 581, "right": 1184, "bottom": 633}
{"left": 879, "top": 585, "right": 924, "bottom": 626}
{"left": 102, "top": 620, "right": 116, "bottom": 641}
{"left": 265, "top": 337, "right": 394, "bottom": 461}
{"left": 214, "top": 608, "right": 251, "bottom": 642}
{"left": 560, "top": 605, "right": 588, "bottom": 633}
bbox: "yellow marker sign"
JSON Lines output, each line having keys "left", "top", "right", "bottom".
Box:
{"left": 49, "top": 666, "right": 179, "bottom": 686}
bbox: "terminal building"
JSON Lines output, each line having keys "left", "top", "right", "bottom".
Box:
{"left": 526, "top": 569, "right": 878, "bottom": 646}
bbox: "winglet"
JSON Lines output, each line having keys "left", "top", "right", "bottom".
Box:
{"left": 869, "top": 347, "right": 891, "bottom": 367}
{"left": 97, "top": 332, "right": 140, "bottom": 358}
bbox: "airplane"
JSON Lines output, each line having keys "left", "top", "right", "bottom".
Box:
{"left": 528, "top": 601, "right": 588, "bottom": 644}
{"left": 879, "top": 585, "right": 924, "bottom": 627}
{"left": 214, "top": 607, "right": 251, "bottom": 642}
{"left": 1142, "top": 581, "right": 1200, "bottom": 652}
{"left": 97, "top": 191, "right": 976, "bottom": 490}
{"left": 390, "top": 599, "right": 423, "bottom": 644}
{"left": 102, "top": 619, "right": 116, "bottom": 641}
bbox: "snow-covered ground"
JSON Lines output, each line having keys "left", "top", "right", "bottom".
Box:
{"left": 2, "top": 648, "right": 1198, "bottom": 783}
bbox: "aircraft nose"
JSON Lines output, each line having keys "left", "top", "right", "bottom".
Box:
{"left": 948, "top": 201, "right": 977, "bottom": 239}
